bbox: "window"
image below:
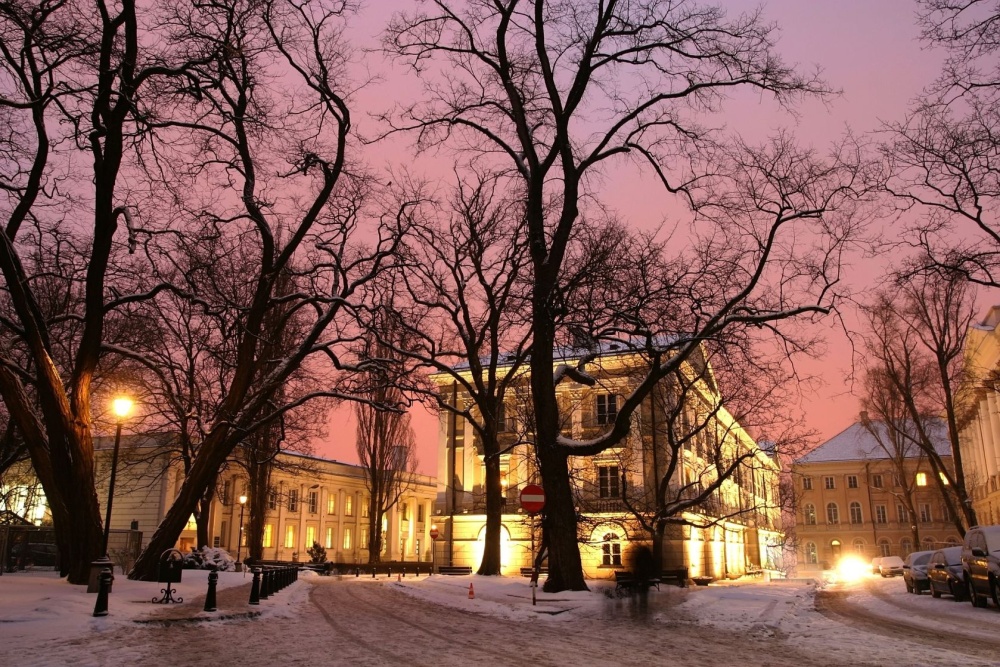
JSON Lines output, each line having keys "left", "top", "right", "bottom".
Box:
{"left": 402, "top": 503, "right": 410, "bottom": 521}
{"left": 916, "top": 472, "right": 928, "bottom": 487}
{"left": 875, "top": 504, "right": 887, "bottom": 524}
{"left": 802, "top": 476, "right": 813, "bottom": 490}
{"left": 847, "top": 475, "right": 858, "bottom": 489}
{"left": 213, "top": 536, "right": 221, "bottom": 548}
{"left": 306, "top": 526, "right": 316, "bottom": 547}
{"left": 892, "top": 473, "right": 903, "bottom": 488}
{"left": 288, "top": 489, "right": 298, "bottom": 512}
{"left": 222, "top": 479, "right": 232, "bottom": 505}
{"left": 325, "top": 527, "right": 333, "bottom": 549}
{"left": 896, "top": 504, "right": 908, "bottom": 523}
{"left": 853, "top": 538, "right": 866, "bottom": 554}
{"left": 284, "top": 524, "right": 295, "bottom": 549}
{"left": 263, "top": 524, "right": 273, "bottom": 549}
{"left": 327, "top": 494, "right": 336, "bottom": 515}
{"left": 919, "top": 503, "right": 932, "bottom": 522}
{"left": 826, "top": 502, "right": 839, "bottom": 524}
{"left": 601, "top": 533, "right": 622, "bottom": 566}
{"left": 360, "top": 527, "right": 369, "bottom": 550}
{"left": 343, "top": 527, "right": 352, "bottom": 551}
{"left": 360, "top": 498, "right": 368, "bottom": 518}
{"left": 900, "top": 538, "right": 912, "bottom": 555}
{"left": 872, "top": 473, "right": 883, "bottom": 488}
{"left": 878, "top": 539, "right": 891, "bottom": 557}
{"left": 824, "top": 476, "right": 835, "bottom": 490}
{"left": 497, "top": 401, "right": 515, "bottom": 433}
{"left": 596, "top": 394, "right": 618, "bottom": 425}
{"left": 220, "top": 521, "right": 228, "bottom": 547}
{"left": 922, "top": 536, "right": 935, "bottom": 550}
{"left": 804, "top": 542, "right": 818, "bottom": 565}
{"left": 268, "top": 489, "right": 278, "bottom": 511}
{"left": 308, "top": 491, "right": 318, "bottom": 514}
{"left": 345, "top": 495, "right": 354, "bottom": 516}
{"left": 939, "top": 472, "right": 950, "bottom": 485}
{"left": 804, "top": 504, "right": 817, "bottom": 525}
{"left": 598, "top": 465, "right": 620, "bottom": 498}
{"left": 417, "top": 503, "right": 425, "bottom": 523}
{"left": 849, "top": 502, "right": 863, "bottom": 524}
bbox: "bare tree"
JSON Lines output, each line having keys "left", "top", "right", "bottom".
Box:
{"left": 385, "top": 0, "right": 868, "bottom": 591}
{"left": 859, "top": 267, "right": 977, "bottom": 535}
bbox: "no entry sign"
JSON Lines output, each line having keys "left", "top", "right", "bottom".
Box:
{"left": 520, "top": 484, "right": 545, "bottom": 514}
{"left": 429, "top": 526, "right": 439, "bottom": 540}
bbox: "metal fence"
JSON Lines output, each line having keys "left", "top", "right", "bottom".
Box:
{"left": 0, "top": 526, "right": 142, "bottom": 574}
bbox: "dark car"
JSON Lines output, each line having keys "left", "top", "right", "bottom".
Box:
{"left": 927, "top": 546, "right": 965, "bottom": 600}
{"left": 903, "top": 550, "right": 934, "bottom": 593}
{"left": 9, "top": 542, "right": 59, "bottom": 568}
{"left": 962, "top": 525, "right": 1000, "bottom": 608}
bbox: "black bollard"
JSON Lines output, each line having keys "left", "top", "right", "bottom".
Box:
{"left": 388, "top": 567, "right": 392, "bottom": 579}
{"left": 92, "top": 567, "right": 113, "bottom": 617}
{"left": 204, "top": 570, "right": 218, "bottom": 612}
{"left": 355, "top": 567, "right": 359, "bottom": 578}
{"left": 260, "top": 569, "right": 271, "bottom": 599}
{"left": 249, "top": 567, "right": 261, "bottom": 605}
{"left": 372, "top": 567, "right": 376, "bottom": 579}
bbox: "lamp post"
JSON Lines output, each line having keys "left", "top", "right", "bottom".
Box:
{"left": 237, "top": 494, "right": 248, "bottom": 569}
{"left": 102, "top": 396, "right": 133, "bottom": 556}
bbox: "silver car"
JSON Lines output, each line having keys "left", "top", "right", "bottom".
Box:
{"left": 902, "top": 550, "right": 934, "bottom": 593}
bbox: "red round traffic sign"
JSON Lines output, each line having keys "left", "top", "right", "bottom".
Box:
{"left": 429, "top": 527, "right": 439, "bottom": 540}
{"left": 520, "top": 484, "right": 545, "bottom": 514}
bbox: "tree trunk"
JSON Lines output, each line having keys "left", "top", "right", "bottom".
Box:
{"left": 477, "top": 447, "right": 503, "bottom": 575}
{"left": 195, "top": 482, "right": 214, "bottom": 548}
{"left": 369, "top": 496, "right": 382, "bottom": 564}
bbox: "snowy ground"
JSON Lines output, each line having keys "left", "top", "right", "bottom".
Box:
{"left": 1, "top": 568, "right": 999, "bottom": 666}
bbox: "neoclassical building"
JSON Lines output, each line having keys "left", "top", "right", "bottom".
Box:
{"left": 960, "top": 305, "right": 1000, "bottom": 526}
{"left": 792, "top": 420, "right": 961, "bottom": 572}
{"left": 432, "top": 345, "right": 783, "bottom": 580}
{"left": 5, "top": 433, "right": 436, "bottom": 565}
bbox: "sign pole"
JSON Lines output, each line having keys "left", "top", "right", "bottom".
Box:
{"left": 519, "top": 484, "right": 545, "bottom": 607}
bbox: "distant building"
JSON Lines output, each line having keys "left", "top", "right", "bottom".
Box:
{"left": 432, "top": 345, "right": 783, "bottom": 580}
{"left": 792, "top": 420, "right": 961, "bottom": 571}
{"left": 959, "top": 305, "right": 1000, "bottom": 526}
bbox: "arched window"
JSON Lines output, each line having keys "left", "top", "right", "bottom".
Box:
{"left": 878, "top": 539, "right": 891, "bottom": 557}
{"left": 602, "top": 533, "right": 622, "bottom": 566}
{"left": 826, "top": 502, "right": 839, "bottom": 524}
{"left": 946, "top": 536, "right": 959, "bottom": 547}
{"left": 805, "top": 542, "right": 818, "bottom": 564}
{"left": 849, "top": 502, "right": 863, "bottom": 524}
{"left": 853, "top": 538, "right": 866, "bottom": 554}
{"left": 922, "top": 536, "right": 935, "bottom": 550}
{"left": 900, "top": 538, "right": 912, "bottom": 555}
{"left": 804, "top": 504, "right": 817, "bottom": 525}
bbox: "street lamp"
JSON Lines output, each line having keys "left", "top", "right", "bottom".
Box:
{"left": 236, "top": 494, "right": 248, "bottom": 568}
{"left": 102, "top": 396, "right": 133, "bottom": 556}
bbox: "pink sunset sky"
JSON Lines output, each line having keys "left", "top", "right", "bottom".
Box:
{"left": 312, "top": 0, "right": 993, "bottom": 475}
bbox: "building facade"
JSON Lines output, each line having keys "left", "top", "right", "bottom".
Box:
{"left": 433, "top": 346, "right": 783, "bottom": 580}
{"left": 792, "top": 420, "right": 962, "bottom": 572}
{"left": 4, "top": 433, "right": 437, "bottom": 565}
{"left": 959, "top": 305, "right": 1000, "bottom": 526}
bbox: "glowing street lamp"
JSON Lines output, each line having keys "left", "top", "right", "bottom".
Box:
{"left": 236, "top": 494, "right": 248, "bottom": 567}
{"left": 102, "top": 396, "right": 133, "bottom": 556}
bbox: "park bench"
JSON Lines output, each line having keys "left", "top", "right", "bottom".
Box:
{"left": 614, "top": 570, "right": 660, "bottom": 592}
{"left": 745, "top": 566, "right": 764, "bottom": 578}
{"left": 437, "top": 565, "right": 473, "bottom": 575}
{"left": 519, "top": 566, "right": 548, "bottom": 578}
{"left": 661, "top": 567, "right": 689, "bottom": 588}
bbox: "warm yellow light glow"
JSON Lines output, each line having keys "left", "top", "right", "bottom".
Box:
{"left": 836, "top": 555, "right": 868, "bottom": 583}
{"left": 112, "top": 396, "right": 133, "bottom": 419}
{"left": 916, "top": 472, "right": 928, "bottom": 487}
{"left": 239, "top": 494, "right": 248, "bottom": 505}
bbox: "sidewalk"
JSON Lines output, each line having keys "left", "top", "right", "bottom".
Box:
{"left": 134, "top": 579, "right": 261, "bottom": 623}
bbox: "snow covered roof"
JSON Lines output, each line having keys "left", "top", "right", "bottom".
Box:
{"left": 795, "top": 419, "right": 952, "bottom": 464}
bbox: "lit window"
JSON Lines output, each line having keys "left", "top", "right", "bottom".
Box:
{"left": 601, "top": 533, "right": 622, "bottom": 566}
{"left": 804, "top": 504, "right": 817, "bottom": 525}
{"left": 284, "top": 525, "right": 295, "bottom": 549}
{"left": 598, "top": 465, "right": 620, "bottom": 498}
{"left": 361, "top": 498, "right": 370, "bottom": 518}
{"left": 306, "top": 526, "right": 316, "bottom": 547}
{"left": 596, "top": 394, "right": 618, "bottom": 425}
{"left": 262, "top": 524, "right": 273, "bottom": 548}
{"left": 939, "top": 472, "right": 949, "bottom": 485}
{"left": 916, "top": 472, "right": 928, "bottom": 487}
{"left": 327, "top": 494, "right": 336, "bottom": 514}
{"left": 345, "top": 495, "right": 354, "bottom": 516}
{"left": 826, "top": 503, "right": 839, "bottom": 524}
{"left": 325, "top": 527, "right": 333, "bottom": 549}
{"left": 360, "top": 527, "right": 369, "bottom": 550}
{"left": 185, "top": 514, "right": 198, "bottom": 531}
{"left": 402, "top": 503, "right": 410, "bottom": 520}
{"left": 343, "top": 528, "right": 352, "bottom": 551}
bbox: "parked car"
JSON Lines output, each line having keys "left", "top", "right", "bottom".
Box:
{"left": 871, "top": 557, "right": 883, "bottom": 575}
{"left": 8, "top": 542, "right": 59, "bottom": 568}
{"left": 927, "top": 546, "right": 965, "bottom": 600}
{"left": 879, "top": 555, "right": 905, "bottom": 577}
{"left": 902, "top": 550, "right": 934, "bottom": 593}
{"left": 962, "top": 525, "right": 1000, "bottom": 608}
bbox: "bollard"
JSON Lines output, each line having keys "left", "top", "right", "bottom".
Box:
{"left": 372, "top": 567, "right": 376, "bottom": 579}
{"left": 204, "top": 570, "right": 219, "bottom": 612}
{"left": 249, "top": 567, "right": 261, "bottom": 605}
{"left": 92, "top": 567, "right": 113, "bottom": 617}
{"left": 260, "top": 569, "right": 271, "bottom": 599}
{"left": 355, "top": 567, "right": 360, "bottom": 578}
{"left": 388, "top": 567, "right": 392, "bottom": 580}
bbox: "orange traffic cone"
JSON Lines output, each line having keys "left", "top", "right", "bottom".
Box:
{"left": 397, "top": 573, "right": 401, "bottom": 582}
{"left": 468, "top": 582, "right": 475, "bottom": 599}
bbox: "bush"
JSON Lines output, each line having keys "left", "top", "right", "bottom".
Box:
{"left": 182, "top": 546, "right": 236, "bottom": 571}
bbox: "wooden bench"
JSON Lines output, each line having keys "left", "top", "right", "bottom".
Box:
{"left": 615, "top": 570, "right": 660, "bottom": 592}
{"left": 437, "top": 565, "right": 473, "bottom": 575}
{"left": 519, "top": 566, "right": 548, "bottom": 578}
{"left": 661, "top": 567, "right": 689, "bottom": 588}
{"left": 745, "top": 566, "right": 764, "bottom": 578}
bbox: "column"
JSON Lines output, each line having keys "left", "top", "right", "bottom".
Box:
{"left": 981, "top": 398, "right": 998, "bottom": 479}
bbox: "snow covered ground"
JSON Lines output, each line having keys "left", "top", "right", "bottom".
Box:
{"left": 1, "top": 568, "right": 998, "bottom": 666}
